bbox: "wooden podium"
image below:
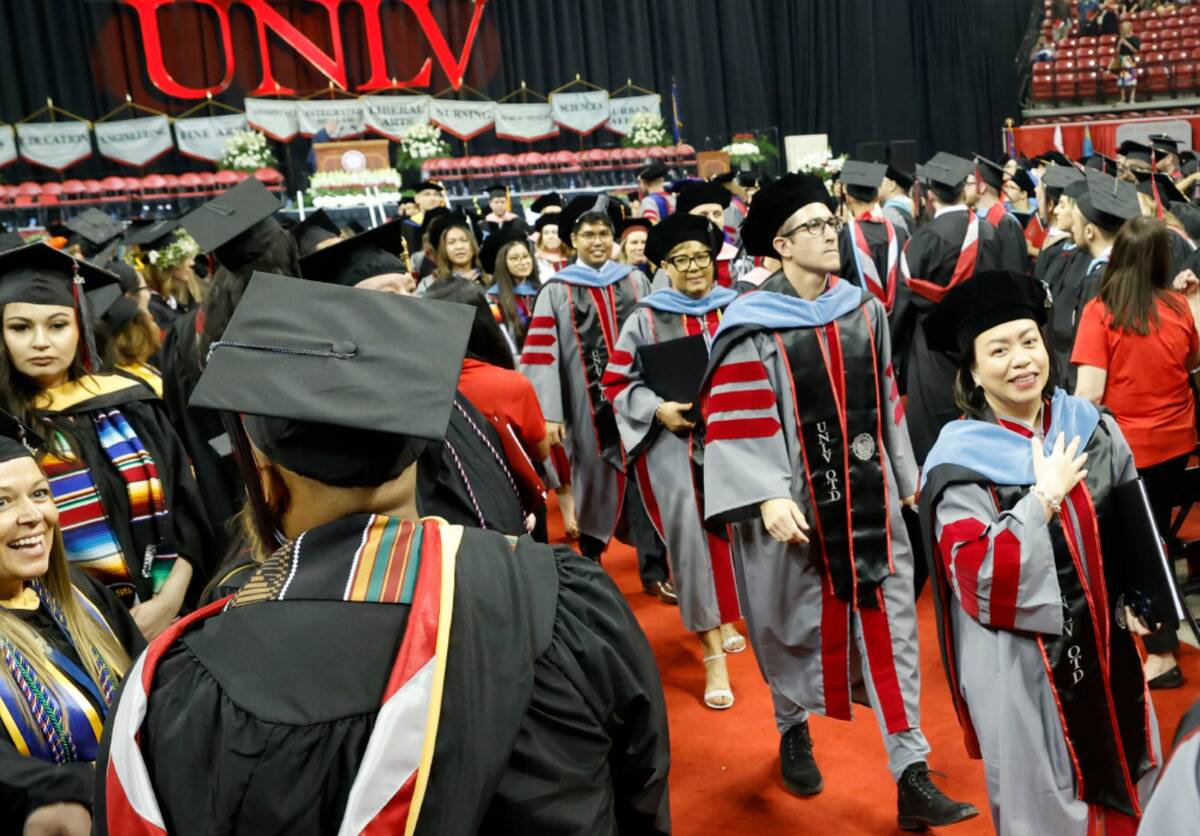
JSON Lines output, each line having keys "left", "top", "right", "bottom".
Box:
{"left": 312, "top": 139, "right": 391, "bottom": 172}
{"left": 696, "top": 151, "right": 731, "bottom": 180}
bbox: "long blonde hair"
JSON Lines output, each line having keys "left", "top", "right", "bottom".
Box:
{"left": 145, "top": 261, "right": 205, "bottom": 307}
{"left": 0, "top": 525, "right": 132, "bottom": 725}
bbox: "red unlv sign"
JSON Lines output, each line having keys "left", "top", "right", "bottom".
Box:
{"left": 119, "top": 0, "right": 490, "bottom": 99}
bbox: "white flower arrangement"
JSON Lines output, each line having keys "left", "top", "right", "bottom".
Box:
{"left": 794, "top": 149, "right": 848, "bottom": 184}
{"left": 145, "top": 229, "right": 201, "bottom": 271}
{"left": 623, "top": 113, "right": 668, "bottom": 148}
{"left": 218, "top": 129, "right": 276, "bottom": 172}
{"left": 396, "top": 122, "right": 451, "bottom": 171}
{"left": 722, "top": 133, "right": 779, "bottom": 169}
{"left": 311, "top": 192, "right": 403, "bottom": 209}
{"left": 306, "top": 168, "right": 403, "bottom": 208}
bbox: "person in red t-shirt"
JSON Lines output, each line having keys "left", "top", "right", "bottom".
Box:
{"left": 1073, "top": 217, "right": 1199, "bottom": 689}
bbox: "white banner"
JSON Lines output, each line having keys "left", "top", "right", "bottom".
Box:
{"left": 94, "top": 115, "right": 173, "bottom": 167}
{"left": 0, "top": 126, "right": 16, "bottom": 167}
{"left": 430, "top": 99, "right": 495, "bottom": 141}
{"left": 606, "top": 94, "right": 662, "bottom": 136}
{"left": 173, "top": 113, "right": 248, "bottom": 162}
{"left": 494, "top": 102, "right": 558, "bottom": 142}
{"left": 16, "top": 121, "right": 93, "bottom": 170}
{"left": 362, "top": 94, "right": 431, "bottom": 140}
{"left": 296, "top": 99, "right": 365, "bottom": 138}
{"left": 245, "top": 98, "right": 299, "bottom": 141}
{"left": 550, "top": 90, "right": 610, "bottom": 135}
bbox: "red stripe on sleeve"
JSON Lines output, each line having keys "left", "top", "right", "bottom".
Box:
{"left": 705, "top": 417, "right": 781, "bottom": 441}
{"left": 987, "top": 529, "right": 1021, "bottom": 629}
{"left": 528, "top": 317, "right": 556, "bottom": 329}
{"left": 523, "top": 333, "right": 556, "bottom": 347}
{"left": 712, "top": 360, "right": 770, "bottom": 386}
{"left": 705, "top": 388, "right": 776, "bottom": 415}
{"left": 609, "top": 349, "right": 634, "bottom": 365}
{"left": 520, "top": 352, "right": 555, "bottom": 366}
{"left": 938, "top": 518, "right": 988, "bottom": 620}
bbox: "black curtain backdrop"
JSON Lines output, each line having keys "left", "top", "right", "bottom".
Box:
{"left": 0, "top": 0, "right": 1034, "bottom": 183}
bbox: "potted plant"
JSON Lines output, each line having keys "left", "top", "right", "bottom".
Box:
{"left": 395, "top": 122, "right": 451, "bottom": 177}
{"left": 722, "top": 132, "right": 779, "bottom": 172}
{"left": 622, "top": 113, "right": 668, "bottom": 148}
{"left": 218, "top": 129, "right": 277, "bottom": 173}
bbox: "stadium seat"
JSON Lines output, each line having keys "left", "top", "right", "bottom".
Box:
{"left": 1146, "top": 64, "right": 1172, "bottom": 96}
{"left": 1054, "top": 71, "right": 1080, "bottom": 100}
{"left": 1077, "top": 69, "right": 1101, "bottom": 99}
{"left": 1175, "top": 62, "right": 1198, "bottom": 94}
{"left": 1032, "top": 73, "right": 1055, "bottom": 103}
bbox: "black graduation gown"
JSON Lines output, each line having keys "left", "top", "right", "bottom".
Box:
{"left": 837, "top": 216, "right": 910, "bottom": 327}
{"left": 93, "top": 519, "right": 671, "bottom": 835}
{"left": 1049, "top": 253, "right": 1105, "bottom": 392}
{"left": 0, "top": 570, "right": 144, "bottom": 824}
{"left": 40, "top": 379, "right": 215, "bottom": 605}
{"left": 146, "top": 293, "right": 181, "bottom": 333}
{"left": 987, "top": 210, "right": 1030, "bottom": 275}
{"left": 891, "top": 209, "right": 1002, "bottom": 462}
{"left": 1168, "top": 227, "right": 1196, "bottom": 278}
{"left": 157, "top": 308, "right": 243, "bottom": 554}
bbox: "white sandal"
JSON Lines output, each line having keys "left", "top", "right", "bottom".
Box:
{"left": 703, "top": 653, "right": 734, "bottom": 710}
{"left": 721, "top": 629, "right": 747, "bottom": 654}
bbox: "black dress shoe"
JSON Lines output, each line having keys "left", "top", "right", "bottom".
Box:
{"left": 897, "top": 762, "right": 979, "bottom": 831}
{"left": 1148, "top": 665, "right": 1185, "bottom": 689}
{"left": 642, "top": 579, "right": 678, "bottom": 604}
{"left": 779, "top": 721, "right": 823, "bottom": 796}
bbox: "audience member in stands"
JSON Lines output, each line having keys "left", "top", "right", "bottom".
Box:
{"left": 1073, "top": 217, "right": 1194, "bottom": 690}
{"left": 1097, "top": 1, "right": 1121, "bottom": 34}
{"left": 1116, "top": 19, "right": 1141, "bottom": 104}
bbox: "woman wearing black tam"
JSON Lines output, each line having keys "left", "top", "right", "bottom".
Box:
{"left": 0, "top": 244, "right": 213, "bottom": 639}
{"left": 479, "top": 227, "right": 540, "bottom": 354}
{"left": 919, "top": 270, "right": 1163, "bottom": 835}
{"left": 0, "top": 411, "right": 144, "bottom": 836}
{"left": 604, "top": 213, "right": 746, "bottom": 710}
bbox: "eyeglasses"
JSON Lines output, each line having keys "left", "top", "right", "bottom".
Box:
{"left": 778, "top": 217, "right": 845, "bottom": 238}
{"left": 667, "top": 253, "right": 713, "bottom": 271}
{"left": 576, "top": 230, "right": 613, "bottom": 242}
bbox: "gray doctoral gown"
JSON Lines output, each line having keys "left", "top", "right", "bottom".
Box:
{"left": 521, "top": 264, "right": 652, "bottom": 542}
{"left": 701, "top": 275, "right": 930, "bottom": 779}
{"left": 929, "top": 413, "right": 1161, "bottom": 836}
{"left": 606, "top": 296, "right": 741, "bottom": 633}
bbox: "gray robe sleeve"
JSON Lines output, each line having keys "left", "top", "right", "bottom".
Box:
{"left": 520, "top": 283, "right": 566, "bottom": 424}
{"left": 865, "top": 296, "right": 918, "bottom": 499}
{"left": 702, "top": 334, "right": 793, "bottom": 524}
{"left": 608, "top": 310, "right": 663, "bottom": 458}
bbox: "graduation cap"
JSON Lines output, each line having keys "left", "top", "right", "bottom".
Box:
{"left": 289, "top": 210, "right": 341, "bottom": 258}
{"left": 740, "top": 172, "right": 835, "bottom": 258}
{"left": 637, "top": 162, "right": 669, "bottom": 182}
{"left": 0, "top": 408, "right": 45, "bottom": 464}
{"left": 483, "top": 183, "right": 510, "bottom": 200}
{"left": 428, "top": 211, "right": 476, "bottom": 252}
{"left": 1033, "top": 150, "right": 1072, "bottom": 168}
{"left": 674, "top": 181, "right": 732, "bottom": 214}
{"left": 65, "top": 209, "right": 124, "bottom": 250}
{"left": 737, "top": 172, "right": 760, "bottom": 189}
{"left": 123, "top": 218, "right": 180, "bottom": 250}
{"left": 87, "top": 283, "right": 140, "bottom": 332}
{"left": 1077, "top": 170, "right": 1140, "bottom": 233}
{"left": 1084, "top": 154, "right": 1119, "bottom": 177}
{"left": 1007, "top": 168, "right": 1036, "bottom": 197}
{"left": 840, "top": 160, "right": 888, "bottom": 201}
{"left": 299, "top": 219, "right": 409, "bottom": 287}
{"left": 916, "top": 152, "right": 974, "bottom": 201}
{"left": 618, "top": 217, "right": 653, "bottom": 240}
{"left": 190, "top": 273, "right": 473, "bottom": 487}
{"left": 1148, "top": 134, "right": 1180, "bottom": 158}
{"left": 1042, "top": 165, "right": 1086, "bottom": 197}
{"left": 923, "top": 270, "right": 1050, "bottom": 355}
{"left": 399, "top": 193, "right": 417, "bottom": 207}
{"left": 0, "top": 232, "right": 24, "bottom": 253}
{"left": 530, "top": 192, "right": 563, "bottom": 214}
{"left": 422, "top": 275, "right": 514, "bottom": 371}
{"left": 1117, "top": 140, "right": 1153, "bottom": 165}
{"left": 534, "top": 213, "right": 562, "bottom": 234}
{"left": 1133, "top": 170, "right": 1188, "bottom": 207}
{"left": 103, "top": 260, "right": 143, "bottom": 295}
{"left": 417, "top": 206, "right": 451, "bottom": 242}
{"left": 181, "top": 178, "right": 284, "bottom": 270}
{"left": 478, "top": 226, "right": 530, "bottom": 274}
{"left": 972, "top": 155, "right": 1006, "bottom": 193}
{"left": 644, "top": 212, "right": 723, "bottom": 266}
{"left": 413, "top": 180, "right": 445, "bottom": 194}
{"left": 558, "top": 194, "right": 627, "bottom": 236}
{"left": 710, "top": 171, "right": 736, "bottom": 186}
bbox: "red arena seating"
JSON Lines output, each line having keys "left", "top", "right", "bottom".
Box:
{"left": 214, "top": 169, "right": 240, "bottom": 186}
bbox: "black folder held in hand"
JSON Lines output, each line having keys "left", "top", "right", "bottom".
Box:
{"left": 1101, "top": 477, "right": 1185, "bottom": 628}
{"left": 637, "top": 334, "right": 709, "bottom": 424}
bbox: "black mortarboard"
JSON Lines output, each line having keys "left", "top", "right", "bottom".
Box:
{"left": 428, "top": 211, "right": 475, "bottom": 252}
{"left": 675, "top": 181, "right": 732, "bottom": 214}
{"left": 417, "top": 206, "right": 450, "bottom": 241}
{"left": 87, "top": 284, "right": 139, "bottom": 331}
{"left": 840, "top": 160, "right": 888, "bottom": 201}
{"left": 483, "top": 183, "right": 509, "bottom": 199}
{"left": 123, "top": 218, "right": 180, "bottom": 250}
{"left": 479, "top": 227, "right": 530, "bottom": 274}
{"left": 559, "top": 194, "right": 627, "bottom": 236}
{"left": 923, "top": 270, "right": 1049, "bottom": 355}
{"left": 917, "top": 152, "right": 974, "bottom": 201}
{"left": 0, "top": 242, "right": 119, "bottom": 308}
{"left": 104, "top": 260, "right": 142, "bottom": 295}
{"left": 399, "top": 193, "right": 417, "bottom": 206}
{"left": 534, "top": 213, "right": 562, "bottom": 234}
{"left": 1008, "top": 168, "right": 1036, "bottom": 197}
{"left": 413, "top": 180, "right": 445, "bottom": 194}
{"left": 1148, "top": 134, "right": 1180, "bottom": 157}
{"left": 299, "top": 219, "right": 409, "bottom": 287}
{"left": 618, "top": 217, "right": 653, "bottom": 241}
{"left": 0, "top": 232, "right": 24, "bottom": 253}
{"left": 0, "top": 409, "right": 45, "bottom": 465}
{"left": 1042, "top": 165, "right": 1085, "bottom": 197}
{"left": 190, "top": 273, "right": 473, "bottom": 487}
{"left": 740, "top": 172, "right": 835, "bottom": 258}
{"left": 1064, "top": 178, "right": 1090, "bottom": 201}
{"left": 64, "top": 209, "right": 124, "bottom": 249}
{"left": 1134, "top": 170, "right": 1188, "bottom": 206}
{"left": 1118, "top": 140, "right": 1153, "bottom": 164}
{"left": 181, "top": 178, "right": 284, "bottom": 269}
{"left": 289, "top": 210, "right": 341, "bottom": 258}
{"left": 973, "top": 155, "right": 1006, "bottom": 192}
{"left": 637, "top": 162, "right": 669, "bottom": 182}
{"left": 1084, "top": 154, "right": 1119, "bottom": 177}
{"left": 737, "top": 172, "right": 759, "bottom": 189}
{"left": 1033, "top": 150, "right": 1072, "bottom": 168}
{"left": 530, "top": 192, "right": 563, "bottom": 214}
{"left": 1077, "top": 170, "right": 1140, "bottom": 233}
{"left": 711, "top": 171, "right": 736, "bottom": 186}
{"left": 644, "top": 212, "right": 723, "bottom": 266}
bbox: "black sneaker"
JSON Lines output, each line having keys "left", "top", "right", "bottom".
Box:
{"left": 897, "top": 762, "right": 978, "bottom": 831}
{"left": 779, "top": 721, "right": 823, "bottom": 796}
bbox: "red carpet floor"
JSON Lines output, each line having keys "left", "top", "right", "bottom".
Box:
{"left": 545, "top": 503, "right": 1200, "bottom": 835}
